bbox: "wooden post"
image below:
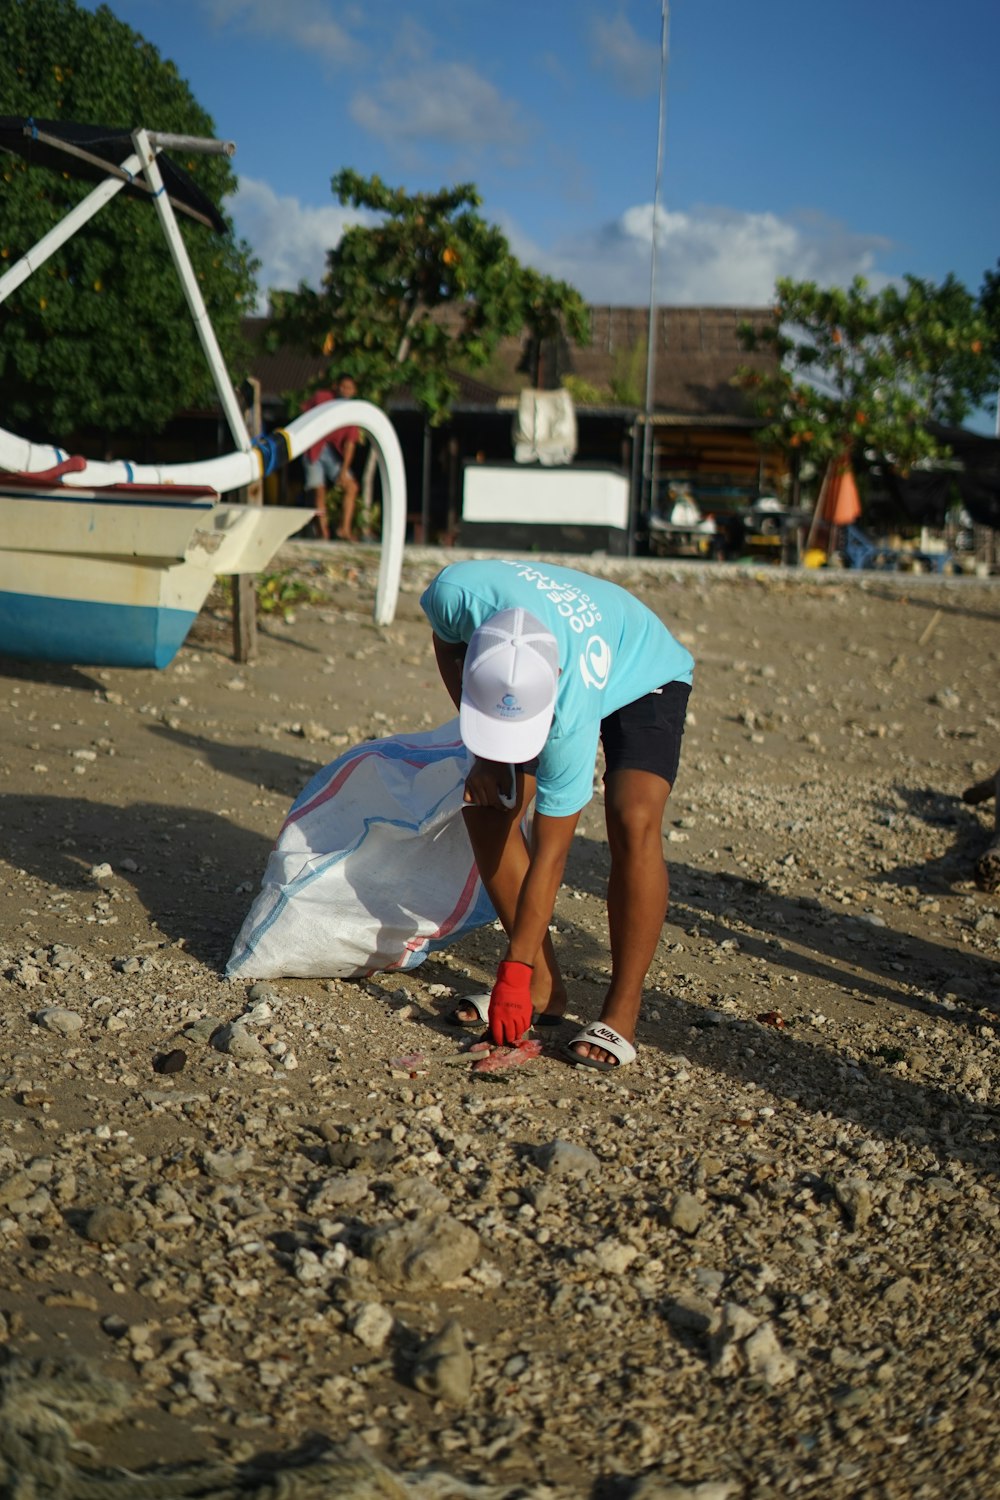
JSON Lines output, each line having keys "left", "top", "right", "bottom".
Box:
{"left": 232, "top": 376, "right": 263, "bottom": 664}
{"left": 790, "top": 445, "right": 802, "bottom": 510}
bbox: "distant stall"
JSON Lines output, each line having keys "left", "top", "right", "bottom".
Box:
{"left": 460, "top": 461, "right": 630, "bottom": 554}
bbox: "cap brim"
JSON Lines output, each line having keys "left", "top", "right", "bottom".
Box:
{"left": 460, "top": 698, "right": 553, "bottom": 765}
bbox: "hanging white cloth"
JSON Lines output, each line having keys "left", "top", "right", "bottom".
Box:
{"left": 513, "top": 389, "right": 578, "bottom": 466}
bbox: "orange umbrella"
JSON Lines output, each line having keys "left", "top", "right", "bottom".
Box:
{"left": 823, "top": 459, "right": 862, "bottom": 526}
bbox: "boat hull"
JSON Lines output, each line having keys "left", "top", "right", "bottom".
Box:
{"left": 0, "top": 585, "right": 196, "bottom": 668}
{"left": 0, "top": 486, "right": 312, "bottom": 669}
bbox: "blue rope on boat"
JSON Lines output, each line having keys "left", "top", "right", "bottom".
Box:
{"left": 252, "top": 431, "right": 289, "bottom": 477}
{"left": 124, "top": 462, "right": 134, "bottom": 483}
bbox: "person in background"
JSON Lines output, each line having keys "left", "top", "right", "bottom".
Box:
{"left": 300, "top": 374, "right": 360, "bottom": 541}
{"left": 420, "top": 558, "right": 694, "bottom": 1072}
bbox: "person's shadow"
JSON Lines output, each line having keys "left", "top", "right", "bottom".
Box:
{"left": 563, "top": 825, "right": 997, "bottom": 1031}
{"left": 877, "top": 778, "right": 998, "bottom": 894}
{"left": 147, "top": 722, "right": 325, "bottom": 801}
{"left": 546, "top": 831, "right": 999, "bottom": 1172}
{"left": 5, "top": 786, "right": 995, "bottom": 1171}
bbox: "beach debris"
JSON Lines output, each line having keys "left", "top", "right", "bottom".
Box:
{"left": 469, "top": 1038, "right": 544, "bottom": 1073}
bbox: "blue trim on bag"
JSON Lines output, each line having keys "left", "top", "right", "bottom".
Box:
{"left": 226, "top": 722, "right": 497, "bottom": 978}
{"left": 226, "top": 772, "right": 483, "bottom": 976}
{"left": 289, "top": 735, "right": 466, "bottom": 815}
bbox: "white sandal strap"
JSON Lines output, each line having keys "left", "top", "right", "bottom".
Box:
{"left": 569, "top": 1022, "right": 636, "bottom": 1066}
{"left": 460, "top": 992, "right": 491, "bottom": 1024}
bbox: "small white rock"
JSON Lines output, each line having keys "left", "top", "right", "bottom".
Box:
{"left": 36, "top": 1006, "right": 84, "bottom": 1036}
{"left": 592, "top": 1238, "right": 639, "bottom": 1275}
{"left": 351, "top": 1302, "right": 394, "bottom": 1351}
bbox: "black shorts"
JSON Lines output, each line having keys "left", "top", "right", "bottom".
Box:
{"left": 600, "top": 679, "right": 691, "bottom": 789}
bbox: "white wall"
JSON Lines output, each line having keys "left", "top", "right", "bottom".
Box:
{"left": 463, "top": 466, "right": 629, "bottom": 529}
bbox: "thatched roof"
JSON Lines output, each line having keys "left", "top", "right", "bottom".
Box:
{"left": 243, "top": 304, "right": 777, "bottom": 420}
{"left": 580, "top": 305, "right": 776, "bottom": 417}
{"left": 242, "top": 317, "right": 322, "bottom": 402}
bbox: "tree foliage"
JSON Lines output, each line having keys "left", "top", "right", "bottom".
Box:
{"left": 737, "top": 274, "right": 998, "bottom": 476}
{"left": 978, "top": 258, "right": 1000, "bottom": 375}
{"left": 0, "top": 0, "right": 258, "bottom": 443}
{"left": 608, "top": 336, "right": 647, "bottom": 407}
{"left": 270, "top": 171, "right": 588, "bottom": 424}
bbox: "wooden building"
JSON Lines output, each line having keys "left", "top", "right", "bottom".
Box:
{"left": 241, "top": 304, "right": 784, "bottom": 549}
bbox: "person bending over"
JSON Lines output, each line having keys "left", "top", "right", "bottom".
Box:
{"left": 420, "top": 558, "right": 693, "bottom": 1071}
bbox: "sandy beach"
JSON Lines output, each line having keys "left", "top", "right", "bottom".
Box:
{"left": 0, "top": 545, "right": 998, "bottom": 1498}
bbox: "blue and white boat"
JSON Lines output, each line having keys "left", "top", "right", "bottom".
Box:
{"left": 0, "top": 117, "right": 407, "bottom": 663}
{"left": 0, "top": 476, "right": 312, "bottom": 668}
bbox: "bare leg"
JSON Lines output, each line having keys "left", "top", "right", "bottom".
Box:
{"left": 569, "top": 768, "right": 672, "bottom": 1066}
{"left": 336, "top": 475, "right": 360, "bottom": 540}
{"left": 311, "top": 485, "right": 330, "bottom": 541}
{"left": 458, "top": 772, "right": 567, "bottom": 1020}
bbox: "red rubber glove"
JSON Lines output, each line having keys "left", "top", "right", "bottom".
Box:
{"left": 487, "top": 960, "right": 534, "bottom": 1046}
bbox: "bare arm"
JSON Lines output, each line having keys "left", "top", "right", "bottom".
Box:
{"left": 432, "top": 632, "right": 466, "bottom": 711}
{"left": 505, "top": 810, "right": 579, "bottom": 966}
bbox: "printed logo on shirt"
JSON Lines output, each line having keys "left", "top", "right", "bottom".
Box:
{"left": 579, "top": 634, "right": 611, "bottom": 690}
{"left": 500, "top": 561, "right": 603, "bottom": 634}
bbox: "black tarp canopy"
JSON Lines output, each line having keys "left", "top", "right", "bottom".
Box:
{"left": 875, "top": 425, "right": 1000, "bottom": 530}
{"left": 0, "top": 116, "right": 227, "bottom": 233}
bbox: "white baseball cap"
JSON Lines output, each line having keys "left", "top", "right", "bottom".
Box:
{"left": 460, "top": 608, "right": 559, "bottom": 763}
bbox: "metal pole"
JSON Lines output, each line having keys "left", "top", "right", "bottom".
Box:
{"left": 0, "top": 129, "right": 242, "bottom": 311}
{"left": 0, "top": 157, "right": 138, "bottom": 308}
{"left": 628, "top": 417, "right": 643, "bottom": 551}
{"left": 146, "top": 132, "right": 235, "bottom": 156}
{"left": 131, "top": 127, "right": 252, "bottom": 454}
{"left": 640, "top": 0, "right": 670, "bottom": 532}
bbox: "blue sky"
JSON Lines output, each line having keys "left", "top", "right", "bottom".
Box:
{"left": 83, "top": 0, "right": 999, "bottom": 316}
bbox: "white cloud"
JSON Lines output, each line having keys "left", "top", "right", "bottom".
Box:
{"left": 202, "top": 4, "right": 525, "bottom": 166}
{"left": 513, "top": 203, "right": 894, "bottom": 306}
{"left": 350, "top": 63, "right": 528, "bottom": 156}
{"left": 589, "top": 10, "right": 660, "bottom": 95}
{"left": 200, "top": 0, "right": 362, "bottom": 66}
{"left": 233, "top": 173, "right": 896, "bottom": 318}
{"left": 229, "top": 177, "right": 365, "bottom": 306}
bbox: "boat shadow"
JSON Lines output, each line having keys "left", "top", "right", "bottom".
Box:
{"left": 0, "top": 792, "right": 274, "bottom": 969}
{"left": 0, "top": 655, "right": 106, "bottom": 693}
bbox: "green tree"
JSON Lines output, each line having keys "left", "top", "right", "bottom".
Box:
{"left": 561, "top": 374, "right": 606, "bottom": 406}
{"left": 737, "top": 274, "right": 998, "bottom": 476}
{"left": 978, "top": 259, "right": 1000, "bottom": 404}
{"left": 0, "top": 0, "right": 258, "bottom": 443}
{"left": 515, "top": 265, "right": 589, "bottom": 388}
{"left": 270, "top": 171, "right": 588, "bottom": 424}
{"left": 608, "top": 335, "right": 647, "bottom": 407}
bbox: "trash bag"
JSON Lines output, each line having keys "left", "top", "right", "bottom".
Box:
{"left": 226, "top": 720, "right": 496, "bottom": 979}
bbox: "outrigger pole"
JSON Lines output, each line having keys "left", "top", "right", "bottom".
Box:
{"left": 0, "top": 123, "right": 251, "bottom": 454}
{"left": 0, "top": 118, "right": 409, "bottom": 625}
